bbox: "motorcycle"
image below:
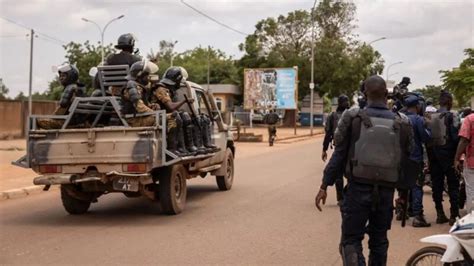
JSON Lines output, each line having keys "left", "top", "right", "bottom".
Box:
{"left": 406, "top": 211, "right": 474, "bottom": 266}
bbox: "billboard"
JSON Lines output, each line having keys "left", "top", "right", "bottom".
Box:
{"left": 243, "top": 67, "right": 297, "bottom": 110}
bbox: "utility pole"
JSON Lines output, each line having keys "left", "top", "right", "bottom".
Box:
{"left": 28, "top": 29, "right": 34, "bottom": 117}
{"left": 207, "top": 45, "right": 211, "bottom": 91}
{"left": 310, "top": 0, "right": 317, "bottom": 136}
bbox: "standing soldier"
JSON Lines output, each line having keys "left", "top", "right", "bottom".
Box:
{"left": 427, "top": 91, "right": 461, "bottom": 225}
{"left": 37, "top": 64, "right": 86, "bottom": 129}
{"left": 322, "top": 94, "right": 350, "bottom": 206}
{"left": 402, "top": 95, "right": 432, "bottom": 227}
{"left": 315, "top": 76, "right": 413, "bottom": 265}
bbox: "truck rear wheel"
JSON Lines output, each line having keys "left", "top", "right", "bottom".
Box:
{"left": 159, "top": 165, "right": 187, "bottom": 215}
{"left": 216, "top": 148, "right": 234, "bottom": 191}
{"left": 60, "top": 185, "right": 92, "bottom": 215}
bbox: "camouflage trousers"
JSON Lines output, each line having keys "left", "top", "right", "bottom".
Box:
{"left": 126, "top": 115, "right": 156, "bottom": 127}
{"left": 37, "top": 118, "right": 64, "bottom": 129}
{"left": 126, "top": 113, "right": 178, "bottom": 129}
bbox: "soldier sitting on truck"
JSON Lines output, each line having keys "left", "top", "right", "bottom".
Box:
{"left": 122, "top": 61, "right": 190, "bottom": 157}
{"left": 91, "top": 33, "right": 142, "bottom": 97}
{"left": 37, "top": 64, "right": 86, "bottom": 129}
{"left": 153, "top": 67, "right": 218, "bottom": 155}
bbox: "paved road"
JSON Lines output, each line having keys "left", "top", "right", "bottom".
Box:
{"left": 0, "top": 138, "right": 451, "bottom": 265}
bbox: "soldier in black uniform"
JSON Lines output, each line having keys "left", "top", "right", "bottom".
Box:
{"left": 106, "top": 33, "right": 142, "bottom": 66}
{"left": 92, "top": 33, "right": 142, "bottom": 97}
{"left": 315, "top": 76, "right": 414, "bottom": 265}
{"left": 322, "top": 94, "right": 350, "bottom": 206}
{"left": 37, "top": 64, "right": 86, "bottom": 129}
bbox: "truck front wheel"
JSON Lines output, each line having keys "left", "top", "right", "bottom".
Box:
{"left": 60, "top": 185, "right": 92, "bottom": 215}
{"left": 216, "top": 148, "right": 234, "bottom": 191}
{"left": 159, "top": 165, "right": 187, "bottom": 215}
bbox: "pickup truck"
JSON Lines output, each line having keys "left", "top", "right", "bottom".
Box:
{"left": 14, "top": 66, "right": 235, "bottom": 215}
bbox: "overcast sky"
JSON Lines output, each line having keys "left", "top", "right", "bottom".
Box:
{"left": 1, "top": 0, "right": 473, "bottom": 97}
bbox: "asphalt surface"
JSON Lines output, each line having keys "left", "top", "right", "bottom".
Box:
{"left": 0, "top": 138, "right": 452, "bottom": 265}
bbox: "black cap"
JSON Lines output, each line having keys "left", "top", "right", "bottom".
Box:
{"left": 401, "top": 77, "right": 411, "bottom": 85}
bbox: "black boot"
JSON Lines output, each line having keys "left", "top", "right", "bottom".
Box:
{"left": 183, "top": 125, "right": 198, "bottom": 155}
{"left": 176, "top": 126, "right": 190, "bottom": 156}
{"left": 201, "top": 116, "right": 220, "bottom": 153}
{"left": 192, "top": 123, "right": 209, "bottom": 154}
{"left": 412, "top": 215, "right": 431, "bottom": 227}
{"left": 436, "top": 208, "right": 449, "bottom": 224}
{"left": 449, "top": 209, "right": 460, "bottom": 226}
{"left": 167, "top": 127, "right": 188, "bottom": 157}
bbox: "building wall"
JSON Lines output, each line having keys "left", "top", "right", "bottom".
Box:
{"left": 0, "top": 100, "right": 57, "bottom": 138}
{"left": 213, "top": 94, "right": 230, "bottom": 113}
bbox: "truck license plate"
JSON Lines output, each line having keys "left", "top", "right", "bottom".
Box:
{"left": 113, "top": 177, "right": 139, "bottom": 192}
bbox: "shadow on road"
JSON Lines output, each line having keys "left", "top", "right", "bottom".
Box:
{"left": 0, "top": 184, "right": 223, "bottom": 227}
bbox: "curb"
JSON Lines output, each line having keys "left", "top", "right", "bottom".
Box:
{"left": 0, "top": 185, "right": 57, "bottom": 201}
{"left": 276, "top": 132, "right": 324, "bottom": 143}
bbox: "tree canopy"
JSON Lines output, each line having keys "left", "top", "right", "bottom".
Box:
{"left": 440, "top": 48, "right": 474, "bottom": 107}
{"left": 238, "top": 0, "right": 384, "bottom": 99}
{"left": 148, "top": 44, "right": 239, "bottom": 85}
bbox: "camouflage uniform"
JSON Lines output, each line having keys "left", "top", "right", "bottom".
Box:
{"left": 122, "top": 80, "right": 157, "bottom": 127}
{"left": 153, "top": 86, "right": 177, "bottom": 131}
{"left": 37, "top": 84, "right": 86, "bottom": 129}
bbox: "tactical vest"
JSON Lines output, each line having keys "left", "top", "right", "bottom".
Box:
{"left": 332, "top": 112, "right": 342, "bottom": 134}
{"left": 345, "top": 109, "right": 411, "bottom": 188}
{"left": 427, "top": 112, "right": 448, "bottom": 146}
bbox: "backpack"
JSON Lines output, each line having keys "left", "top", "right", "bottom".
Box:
{"left": 346, "top": 109, "right": 411, "bottom": 188}
{"left": 332, "top": 112, "right": 342, "bottom": 134}
{"left": 265, "top": 113, "right": 279, "bottom": 125}
{"left": 427, "top": 112, "right": 448, "bottom": 146}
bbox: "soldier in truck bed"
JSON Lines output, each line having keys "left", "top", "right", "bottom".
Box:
{"left": 37, "top": 64, "right": 86, "bottom": 129}
{"left": 91, "top": 33, "right": 142, "bottom": 97}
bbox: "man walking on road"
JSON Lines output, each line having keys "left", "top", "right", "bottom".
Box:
{"left": 322, "top": 94, "right": 350, "bottom": 206}
{"left": 455, "top": 113, "right": 474, "bottom": 213}
{"left": 402, "top": 95, "right": 432, "bottom": 227}
{"left": 427, "top": 91, "right": 461, "bottom": 225}
{"left": 315, "top": 76, "right": 413, "bottom": 265}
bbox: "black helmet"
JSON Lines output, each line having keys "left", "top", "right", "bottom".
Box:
{"left": 401, "top": 77, "right": 411, "bottom": 85}
{"left": 57, "top": 64, "right": 79, "bottom": 86}
{"left": 160, "top": 66, "right": 189, "bottom": 88}
{"left": 126, "top": 60, "right": 158, "bottom": 81}
{"left": 338, "top": 94, "right": 349, "bottom": 105}
{"left": 115, "top": 33, "right": 136, "bottom": 50}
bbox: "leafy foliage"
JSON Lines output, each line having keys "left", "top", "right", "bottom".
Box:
{"left": 148, "top": 45, "right": 239, "bottom": 85}
{"left": 238, "top": 0, "right": 384, "bottom": 101}
{"left": 0, "top": 78, "right": 9, "bottom": 100}
{"left": 413, "top": 85, "right": 443, "bottom": 107}
{"left": 440, "top": 48, "right": 474, "bottom": 107}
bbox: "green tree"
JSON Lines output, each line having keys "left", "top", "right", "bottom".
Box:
{"left": 148, "top": 45, "right": 239, "bottom": 85}
{"left": 62, "top": 41, "right": 115, "bottom": 94}
{"left": 440, "top": 48, "right": 474, "bottom": 107}
{"left": 238, "top": 0, "right": 384, "bottom": 102}
{"left": 413, "top": 85, "right": 443, "bottom": 107}
{"left": 0, "top": 78, "right": 10, "bottom": 100}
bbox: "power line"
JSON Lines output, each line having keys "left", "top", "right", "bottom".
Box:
{"left": 37, "top": 36, "right": 65, "bottom": 47}
{"left": 0, "top": 16, "right": 67, "bottom": 44}
{"left": 180, "top": 0, "right": 249, "bottom": 36}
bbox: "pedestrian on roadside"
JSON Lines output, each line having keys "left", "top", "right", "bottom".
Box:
{"left": 315, "top": 75, "right": 414, "bottom": 265}
{"left": 402, "top": 95, "right": 432, "bottom": 227}
{"left": 322, "top": 94, "right": 350, "bottom": 206}
{"left": 263, "top": 110, "right": 280, "bottom": 146}
{"left": 455, "top": 113, "right": 474, "bottom": 213}
{"left": 426, "top": 91, "right": 461, "bottom": 225}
